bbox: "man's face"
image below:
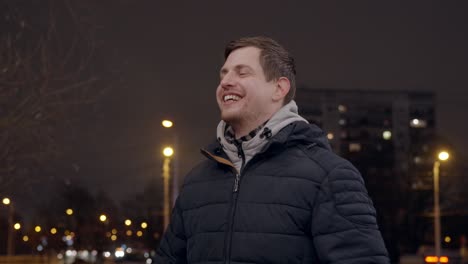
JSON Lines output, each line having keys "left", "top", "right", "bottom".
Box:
{"left": 216, "top": 47, "right": 277, "bottom": 129}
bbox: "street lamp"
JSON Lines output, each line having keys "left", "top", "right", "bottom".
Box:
{"left": 2, "top": 197, "right": 14, "bottom": 256}
{"left": 433, "top": 151, "right": 450, "bottom": 263}
{"left": 161, "top": 119, "right": 180, "bottom": 206}
{"left": 99, "top": 214, "right": 107, "bottom": 222}
{"left": 162, "top": 146, "right": 174, "bottom": 231}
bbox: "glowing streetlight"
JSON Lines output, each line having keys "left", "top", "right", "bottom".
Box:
{"left": 2, "top": 197, "right": 14, "bottom": 255}
{"left": 35, "top": 226, "right": 42, "bottom": 232}
{"left": 50, "top": 228, "right": 57, "bottom": 234}
{"left": 66, "top": 208, "right": 74, "bottom": 216}
{"left": 438, "top": 151, "right": 449, "bottom": 161}
{"left": 13, "top": 223, "right": 21, "bottom": 230}
{"left": 162, "top": 120, "right": 173, "bottom": 128}
{"left": 99, "top": 214, "right": 107, "bottom": 222}
{"left": 162, "top": 147, "right": 174, "bottom": 230}
{"left": 161, "top": 119, "right": 180, "bottom": 209}
{"left": 124, "top": 219, "right": 132, "bottom": 226}
{"left": 433, "top": 150, "right": 450, "bottom": 263}
{"left": 141, "top": 222, "right": 148, "bottom": 229}
{"left": 2, "top": 198, "right": 10, "bottom": 205}
{"left": 163, "top": 147, "right": 174, "bottom": 157}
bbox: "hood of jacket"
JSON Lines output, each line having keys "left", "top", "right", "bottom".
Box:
{"left": 204, "top": 101, "right": 330, "bottom": 171}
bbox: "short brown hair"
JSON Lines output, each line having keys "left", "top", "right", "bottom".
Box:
{"left": 224, "top": 36, "right": 296, "bottom": 104}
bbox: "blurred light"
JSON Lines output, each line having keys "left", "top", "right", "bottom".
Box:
{"left": 126, "top": 230, "right": 132, "bottom": 236}
{"left": 50, "top": 228, "right": 57, "bottom": 234}
{"left": 141, "top": 222, "right": 148, "bottom": 229}
{"left": 414, "top": 156, "right": 422, "bottom": 164}
{"left": 125, "top": 219, "right": 132, "bottom": 226}
{"left": 37, "top": 245, "right": 43, "bottom": 252}
{"left": 126, "top": 247, "right": 133, "bottom": 254}
{"left": 327, "top": 133, "right": 334, "bottom": 140}
{"left": 382, "top": 130, "right": 392, "bottom": 140}
{"left": 425, "top": 256, "right": 449, "bottom": 263}
{"left": 66, "top": 208, "right": 73, "bottom": 215}
{"left": 103, "top": 251, "right": 111, "bottom": 258}
{"left": 349, "top": 143, "right": 361, "bottom": 152}
{"left": 57, "top": 253, "right": 63, "bottom": 259}
{"left": 111, "top": 235, "right": 117, "bottom": 241}
{"left": 162, "top": 120, "right": 173, "bottom": 128}
{"left": 35, "top": 226, "right": 41, "bottom": 232}
{"left": 444, "top": 236, "right": 451, "bottom": 243}
{"left": 23, "top": 236, "right": 29, "bottom": 242}
{"left": 338, "top": 105, "right": 347, "bottom": 113}
{"left": 2, "top": 197, "right": 10, "bottom": 205}
{"left": 146, "top": 258, "right": 153, "bottom": 264}
{"left": 115, "top": 248, "right": 125, "bottom": 258}
{"left": 338, "top": 119, "right": 346, "bottom": 126}
{"left": 136, "top": 230, "right": 143, "bottom": 237}
{"left": 106, "top": 232, "right": 111, "bottom": 238}
{"left": 14, "top": 223, "right": 21, "bottom": 230}
{"left": 163, "top": 147, "right": 174, "bottom": 157}
{"left": 78, "top": 250, "right": 89, "bottom": 259}
{"left": 410, "top": 118, "right": 427, "bottom": 128}
{"left": 112, "top": 228, "right": 117, "bottom": 234}
{"left": 66, "top": 250, "right": 77, "bottom": 257}
{"left": 438, "top": 151, "right": 450, "bottom": 161}
{"left": 99, "top": 214, "right": 107, "bottom": 222}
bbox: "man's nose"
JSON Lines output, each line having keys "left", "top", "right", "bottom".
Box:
{"left": 220, "top": 72, "right": 236, "bottom": 89}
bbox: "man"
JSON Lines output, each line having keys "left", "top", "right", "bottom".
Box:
{"left": 155, "top": 36, "right": 389, "bottom": 263}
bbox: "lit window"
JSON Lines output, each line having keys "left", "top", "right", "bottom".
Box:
{"left": 413, "top": 156, "right": 422, "bottom": 164}
{"left": 382, "top": 130, "right": 392, "bottom": 140}
{"left": 410, "top": 118, "right": 427, "bottom": 128}
{"left": 349, "top": 143, "right": 361, "bottom": 152}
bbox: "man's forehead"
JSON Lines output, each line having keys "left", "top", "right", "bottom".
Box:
{"left": 221, "top": 47, "right": 261, "bottom": 70}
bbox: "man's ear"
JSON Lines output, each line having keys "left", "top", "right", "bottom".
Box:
{"left": 272, "top": 77, "right": 291, "bottom": 102}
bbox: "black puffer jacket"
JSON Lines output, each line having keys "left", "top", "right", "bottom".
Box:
{"left": 155, "top": 122, "right": 389, "bottom": 264}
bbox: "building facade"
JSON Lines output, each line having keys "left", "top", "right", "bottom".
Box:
{"left": 296, "top": 88, "right": 437, "bottom": 256}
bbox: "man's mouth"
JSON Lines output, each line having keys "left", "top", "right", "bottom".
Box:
{"left": 223, "top": 94, "right": 242, "bottom": 102}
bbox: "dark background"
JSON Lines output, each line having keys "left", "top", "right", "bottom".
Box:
{"left": 85, "top": 1, "right": 468, "bottom": 201}
{"left": 2, "top": 0, "right": 467, "bottom": 218}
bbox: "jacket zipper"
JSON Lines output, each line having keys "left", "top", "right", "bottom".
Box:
{"left": 224, "top": 141, "right": 246, "bottom": 264}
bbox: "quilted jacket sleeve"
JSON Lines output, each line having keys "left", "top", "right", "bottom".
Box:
{"left": 311, "top": 164, "right": 390, "bottom": 264}
{"left": 154, "top": 198, "right": 187, "bottom": 264}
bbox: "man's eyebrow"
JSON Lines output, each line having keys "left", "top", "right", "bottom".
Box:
{"left": 235, "top": 64, "right": 253, "bottom": 71}
{"left": 219, "top": 64, "right": 253, "bottom": 77}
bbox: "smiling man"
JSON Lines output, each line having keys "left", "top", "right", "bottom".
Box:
{"left": 155, "top": 36, "right": 390, "bottom": 264}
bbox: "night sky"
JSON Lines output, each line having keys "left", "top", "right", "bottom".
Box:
{"left": 51, "top": 1, "right": 468, "bottom": 201}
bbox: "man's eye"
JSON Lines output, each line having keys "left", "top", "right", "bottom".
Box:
{"left": 239, "top": 72, "right": 248, "bottom": 76}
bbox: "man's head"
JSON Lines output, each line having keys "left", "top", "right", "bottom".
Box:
{"left": 216, "top": 36, "right": 296, "bottom": 137}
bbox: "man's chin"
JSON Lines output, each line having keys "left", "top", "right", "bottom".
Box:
{"left": 220, "top": 112, "right": 240, "bottom": 125}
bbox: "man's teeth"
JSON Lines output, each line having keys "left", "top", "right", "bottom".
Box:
{"left": 224, "top": 95, "right": 241, "bottom": 102}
